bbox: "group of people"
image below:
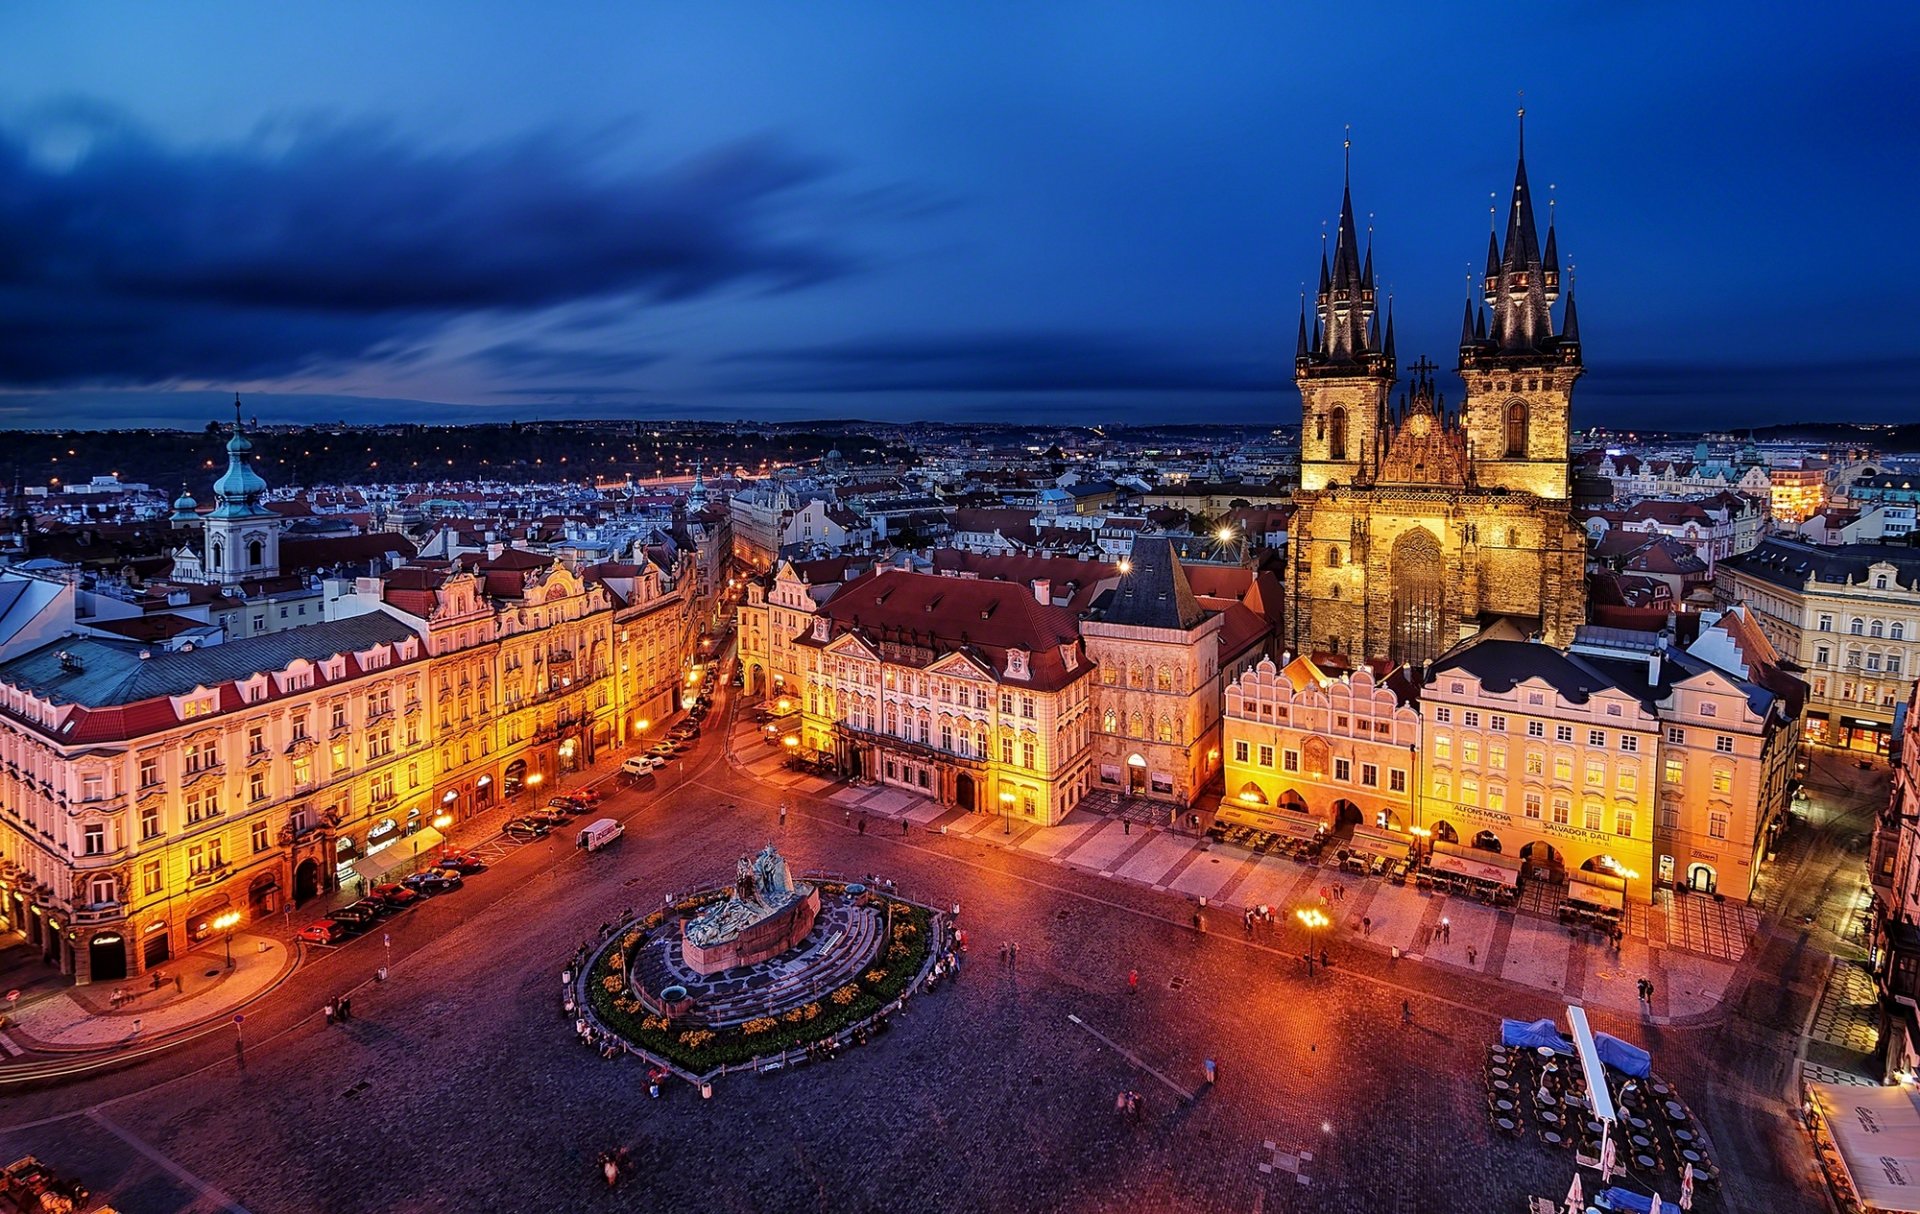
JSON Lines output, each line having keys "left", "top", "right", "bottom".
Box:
{"left": 596, "top": 1146, "right": 633, "bottom": 1189}
{"left": 1241, "top": 905, "right": 1276, "bottom": 936}
{"left": 575, "top": 1016, "right": 625, "bottom": 1059}
{"left": 321, "top": 992, "right": 354, "bottom": 1025}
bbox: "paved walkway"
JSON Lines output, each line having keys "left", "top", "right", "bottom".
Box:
{"left": 3, "top": 933, "right": 291, "bottom": 1051}
{"left": 738, "top": 714, "right": 1748, "bottom": 1023}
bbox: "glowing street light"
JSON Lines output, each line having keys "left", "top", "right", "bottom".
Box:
{"left": 1295, "top": 906, "right": 1329, "bottom": 975}
{"left": 1000, "top": 789, "right": 1016, "bottom": 835}
{"left": 213, "top": 910, "right": 242, "bottom": 968}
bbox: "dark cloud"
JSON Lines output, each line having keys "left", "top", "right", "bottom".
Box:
{"left": 0, "top": 108, "right": 852, "bottom": 386}
{"left": 721, "top": 332, "right": 1286, "bottom": 394}
{"left": 1574, "top": 356, "right": 1920, "bottom": 427}
{"left": 472, "top": 340, "right": 661, "bottom": 379}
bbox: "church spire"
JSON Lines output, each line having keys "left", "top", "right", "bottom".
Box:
{"left": 1295, "top": 298, "right": 1310, "bottom": 360}
{"left": 1480, "top": 106, "right": 1557, "bottom": 354}
{"left": 1311, "top": 128, "right": 1380, "bottom": 365}
{"left": 1459, "top": 295, "right": 1477, "bottom": 348}
{"left": 1560, "top": 287, "right": 1581, "bottom": 344}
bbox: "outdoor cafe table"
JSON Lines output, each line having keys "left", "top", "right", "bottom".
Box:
{"left": 1493, "top": 1098, "right": 1516, "bottom": 1114}
{"left": 1650, "top": 1082, "right": 1672, "bottom": 1098}
{"left": 1496, "top": 1118, "right": 1517, "bottom": 1134}
{"left": 1542, "top": 1131, "right": 1564, "bottom": 1146}
{"left": 1627, "top": 1115, "right": 1649, "bottom": 1130}
{"left": 1636, "top": 1153, "right": 1658, "bottom": 1171}
{"left": 1672, "top": 1129, "right": 1695, "bottom": 1145}
{"left": 1664, "top": 1102, "right": 1688, "bottom": 1121}
{"left": 1489, "top": 1065, "right": 1511, "bottom": 1079}
{"left": 1631, "top": 1134, "right": 1652, "bottom": 1150}
{"left": 1492, "top": 1079, "right": 1512, "bottom": 1093}
{"left": 1539, "top": 1110, "right": 1562, "bottom": 1127}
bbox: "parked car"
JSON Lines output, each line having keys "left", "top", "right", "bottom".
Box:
{"left": 621, "top": 755, "right": 663, "bottom": 777}
{"left": 403, "top": 868, "right": 464, "bottom": 894}
{"left": 669, "top": 723, "right": 699, "bottom": 740}
{"left": 435, "top": 850, "right": 486, "bottom": 873}
{"left": 565, "top": 788, "right": 602, "bottom": 808}
{"left": 371, "top": 882, "right": 424, "bottom": 909}
{"left": 298, "top": 920, "right": 351, "bottom": 945}
{"left": 328, "top": 903, "right": 381, "bottom": 929}
{"left": 503, "top": 817, "right": 551, "bottom": 840}
{"left": 528, "top": 807, "right": 571, "bottom": 827}
{"left": 544, "top": 797, "right": 582, "bottom": 816}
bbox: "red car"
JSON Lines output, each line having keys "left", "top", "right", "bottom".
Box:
{"left": 372, "top": 882, "right": 423, "bottom": 909}
{"left": 298, "top": 920, "right": 350, "bottom": 945}
{"left": 436, "top": 850, "right": 486, "bottom": 873}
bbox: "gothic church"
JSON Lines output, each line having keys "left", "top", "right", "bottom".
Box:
{"left": 1286, "top": 118, "right": 1587, "bottom": 666}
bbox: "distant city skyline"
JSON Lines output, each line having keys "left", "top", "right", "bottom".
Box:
{"left": 1, "top": 3, "right": 1914, "bottom": 430}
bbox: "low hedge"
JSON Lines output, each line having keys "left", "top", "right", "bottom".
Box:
{"left": 585, "top": 894, "right": 932, "bottom": 1073}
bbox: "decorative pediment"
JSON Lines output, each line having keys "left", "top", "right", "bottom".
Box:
{"left": 824, "top": 633, "right": 877, "bottom": 662}
{"left": 927, "top": 650, "right": 996, "bottom": 680}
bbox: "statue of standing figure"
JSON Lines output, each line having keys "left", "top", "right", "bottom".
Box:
{"left": 686, "top": 844, "right": 812, "bottom": 948}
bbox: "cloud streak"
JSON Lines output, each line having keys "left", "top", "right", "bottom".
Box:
{"left": 721, "top": 332, "right": 1287, "bottom": 394}
{"left": 0, "top": 107, "right": 852, "bottom": 386}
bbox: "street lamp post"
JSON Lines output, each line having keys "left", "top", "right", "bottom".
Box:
{"left": 1295, "top": 907, "right": 1328, "bottom": 976}
{"left": 1000, "top": 790, "right": 1015, "bottom": 835}
{"left": 213, "top": 910, "right": 242, "bottom": 969}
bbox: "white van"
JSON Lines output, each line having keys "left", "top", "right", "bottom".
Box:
{"left": 621, "top": 755, "right": 663, "bottom": 777}
{"left": 578, "top": 817, "right": 624, "bottom": 852}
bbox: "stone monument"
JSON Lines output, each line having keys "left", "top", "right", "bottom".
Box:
{"left": 680, "top": 844, "right": 820, "bottom": 975}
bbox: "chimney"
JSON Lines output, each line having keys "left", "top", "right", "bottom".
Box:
{"left": 1031, "top": 578, "right": 1051, "bottom": 605}
{"left": 1647, "top": 643, "right": 1663, "bottom": 688}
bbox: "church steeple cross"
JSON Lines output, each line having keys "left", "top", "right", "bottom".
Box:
{"left": 1407, "top": 356, "right": 1438, "bottom": 379}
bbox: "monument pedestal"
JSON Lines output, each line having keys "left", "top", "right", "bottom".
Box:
{"left": 681, "top": 887, "right": 820, "bottom": 974}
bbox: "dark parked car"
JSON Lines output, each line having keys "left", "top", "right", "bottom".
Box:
{"left": 669, "top": 723, "right": 699, "bottom": 740}
{"left": 528, "top": 807, "right": 571, "bottom": 827}
{"left": 436, "top": 850, "right": 486, "bottom": 873}
{"left": 545, "top": 797, "right": 582, "bottom": 816}
{"left": 298, "top": 920, "right": 351, "bottom": 945}
{"left": 403, "top": 868, "right": 464, "bottom": 894}
{"left": 503, "top": 817, "right": 551, "bottom": 840}
{"left": 371, "top": 882, "right": 423, "bottom": 909}
{"left": 328, "top": 903, "right": 382, "bottom": 929}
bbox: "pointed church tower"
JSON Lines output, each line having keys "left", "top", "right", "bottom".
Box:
{"left": 1457, "top": 109, "right": 1582, "bottom": 501}
{"left": 202, "top": 396, "right": 280, "bottom": 584}
{"left": 1297, "top": 133, "right": 1395, "bottom": 492}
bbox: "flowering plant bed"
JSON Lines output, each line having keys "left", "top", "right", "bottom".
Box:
{"left": 584, "top": 892, "right": 932, "bottom": 1072}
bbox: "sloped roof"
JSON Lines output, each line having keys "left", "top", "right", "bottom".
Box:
{"left": 1097, "top": 537, "right": 1205, "bottom": 630}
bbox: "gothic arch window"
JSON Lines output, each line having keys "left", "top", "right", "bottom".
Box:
{"left": 1505, "top": 400, "right": 1528, "bottom": 457}
{"left": 1388, "top": 528, "right": 1447, "bottom": 667}
{"left": 1329, "top": 408, "right": 1348, "bottom": 461}
{"left": 1128, "top": 711, "right": 1144, "bottom": 737}
{"left": 1507, "top": 528, "right": 1520, "bottom": 548}
{"left": 1155, "top": 666, "right": 1173, "bottom": 691}
{"left": 1325, "top": 545, "right": 1342, "bottom": 569}
{"left": 1156, "top": 715, "right": 1174, "bottom": 742}
{"left": 1102, "top": 709, "right": 1117, "bottom": 733}
{"left": 211, "top": 547, "right": 224, "bottom": 570}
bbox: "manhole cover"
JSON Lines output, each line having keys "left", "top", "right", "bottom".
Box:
{"left": 1168, "top": 976, "right": 1188, "bottom": 991}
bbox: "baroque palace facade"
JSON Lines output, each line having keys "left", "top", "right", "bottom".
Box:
{"left": 0, "top": 423, "right": 699, "bottom": 985}
{"left": 1287, "top": 121, "right": 1588, "bottom": 667}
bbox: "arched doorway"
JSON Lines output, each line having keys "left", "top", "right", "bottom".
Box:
{"left": 503, "top": 759, "right": 528, "bottom": 798}
{"left": 1687, "top": 863, "right": 1717, "bottom": 893}
{"left": 1372, "top": 808, "right": 1403, "bottom": 831}
{"left": 88, "top": 933, "right": 128, "bottom": 982}
{"left": 1471, "top": 829, "right": 1503, "bottom": 853}
{"left": 294, "top": 858, "right": 320, "bottom": 904}
{"left": 1331, "top": 799, "right": 1363, "bottom": 830}
{"left": 1278, "top": 790, "right": 1309, "bottom": 813}
{"left": 1432, "top": 820, "right": 1459, "bottom": 844}
{"left": 1237, "top": 781, "right": 1269, "bottom": 806}
{"left": 956, "top": 773, "right": 976, "bottom": 811}
{"left": 1521, "top": 841, "right": 1563, "bottom": 875}
{"left": 1389, "top": 528, "right": 1447, "bottom": 667}
{"left": 749, "top": 665, "right": 765, "bottom": 696}
{"left": 1126, "top": 753, "right": 1147, "bottom": 795}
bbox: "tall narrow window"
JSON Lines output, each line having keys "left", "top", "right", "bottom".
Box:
{"left": 1505, "top": 400, "right": 1528, "bottom": 456}
{"left": 1329, "top": 407, "right": 1348, "bottom": 461}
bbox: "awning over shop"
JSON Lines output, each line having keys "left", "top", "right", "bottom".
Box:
{"left": 1808, "top": 1081, "right": 1920, "bottom": 1213}
{"left": 1349, "top": 826, "right": 1412, "bottom": 856}
{"left": 1566, "top": 882, "right": 1626, "bottom": 912}
{"left": 351, "top": 829, "right": 445, "bottom": 884}
{"left": 1428, "top": 851, "right": 1519, "bottom": 888}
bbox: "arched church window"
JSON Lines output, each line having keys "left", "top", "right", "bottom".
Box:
{"left": 1505, "top": 401, "right": 1528, "bottom": 457}
{"left": 1388, "top": 528, "right": 1446, "bottom": 667}
{"left": 1326, "top": 546, "right": 1342, "bottom": 569}
{"left": 211, "top": 547, "right": 223, "bottom": 570}
{"left": 1329, "top": 408, "right": 1348, "bottom": 461}
{"left": 248, "top": 539, "right": 264, "bottom": 566}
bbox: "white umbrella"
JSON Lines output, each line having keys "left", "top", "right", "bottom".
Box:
{"left": 1680, "top": 1161, "right": 1695, "bottom": 1211}
{"left": 1650, "top": 1193, "right": 1663, "bottom": 1214}
{"left": 1564, "top": 1172, "right": 1584, "bottom": 1214}
{"left": 1600, "top": 1132, "right": 1618, "bottom": 1184}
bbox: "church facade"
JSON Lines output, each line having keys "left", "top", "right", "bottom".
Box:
{"left": 1286, "top": 123, "right": 1588, "bottom": 667}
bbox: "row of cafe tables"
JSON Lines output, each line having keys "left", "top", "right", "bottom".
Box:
{"left": 1488, "top": 1036, "right": 1720, "bottom": 1207}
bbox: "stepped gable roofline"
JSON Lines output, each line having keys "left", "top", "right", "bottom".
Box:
{"left": 804, "top": 568, "right": 1088, "bottom": 691}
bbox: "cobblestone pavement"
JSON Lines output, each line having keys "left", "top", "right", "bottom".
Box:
{"left": 0, "top": 682, "right": 1842, "bottom": 1213}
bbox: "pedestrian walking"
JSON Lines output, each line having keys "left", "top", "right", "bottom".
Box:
{"left": 1123, "top": 819, "right": 1131, "bottom": 836}
{"left": 1362, "top": 916, "right": 1372, "bottom": 937}
{"left": 902, "top": 818, "right": 910, "bottom": 836}
{"left": 1010, "top": 941, "right": 1019, "bottom": 968}
{"left": 1128, "top": 968, "right": 1139, "bottom": 995}
{"left": 779, "top": 804, "right": 788, "bottom": 828}
{"left": 323, "top": 1001, "right": 335, "bottom": 1027}
{"left": 952, "top": 902, "right": 961, "bottom": 920}
{"left": 340, "top": 994, "right": 353, "bottom": 1021}
{"left": 1000, "top": 942, "right": 1009, "bottom": 966}
{"left": 174, "top": 972, "right": 184, "bottom": 994}
{"left": 858, "top": 815, "right": 868, "bottom": 835}
{"left": 1466, "top": 945, "right": 1477, "bottom": 967}
{"left": 845, "top": 809, "right": 852, "bottom": 826}
{"left": 1402, "top": 999, "right": 1412, "bottom": 1024}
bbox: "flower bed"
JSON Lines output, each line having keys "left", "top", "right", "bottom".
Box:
{"left": 584, "top": 891, "right": 932, "bottom": 1072}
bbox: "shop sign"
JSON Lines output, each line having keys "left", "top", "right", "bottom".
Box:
{"left": 91, "top": 934, "right": 123, "bottom": 946}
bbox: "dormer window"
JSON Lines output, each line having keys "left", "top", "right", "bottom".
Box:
{"left": 1007, "top": 649, "right": 1029, "bottom": 679}
{"left": 813, "top": 619, "right": 829, "bottom": 642}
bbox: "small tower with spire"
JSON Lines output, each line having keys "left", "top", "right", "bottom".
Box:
{"left": 1297, "top": 128, "right": 1396, "bottom": 493}
{"left": 199, "top": 395, "right": 280, "bottom": 584}
{"left": 1456, "top": 107, "right": 1582, "bottom": 501}
{"left": 688, "top": 459, "right": 709, "bottom": 511}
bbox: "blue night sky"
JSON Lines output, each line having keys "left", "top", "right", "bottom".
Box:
{"left": 0, "top": 3, "right": 1914, "bottom": 431}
